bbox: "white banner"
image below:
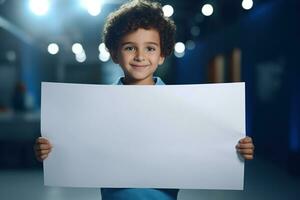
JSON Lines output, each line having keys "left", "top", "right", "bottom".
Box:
{"left": 41, "top": 82, "right": 245, "bottom": 190}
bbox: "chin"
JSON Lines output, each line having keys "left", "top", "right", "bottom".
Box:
{"left": 129, "top": 73, "right": 151, "bottom": 81}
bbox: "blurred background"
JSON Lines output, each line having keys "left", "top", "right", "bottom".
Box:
{"left": 0, "top": 0, "right": 299, "bottom": 199}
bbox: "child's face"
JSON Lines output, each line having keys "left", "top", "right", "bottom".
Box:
{"left": 112, "top": 28, "right": 165, "bottom": 84}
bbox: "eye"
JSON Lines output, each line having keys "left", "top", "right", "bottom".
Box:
{"left": 146, "top": 46, "right": 156, "bottom": 52}
{"left": 124, "top": 46, "right": 135, "bottom": 51}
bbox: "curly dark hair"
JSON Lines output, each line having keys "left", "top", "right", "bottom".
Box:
{"left": 102, "top": 0, "right": 176, "bottom": 57}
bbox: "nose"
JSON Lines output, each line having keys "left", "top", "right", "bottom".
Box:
{"left": 133, "top": 49, "right": 145, "bottom": 62}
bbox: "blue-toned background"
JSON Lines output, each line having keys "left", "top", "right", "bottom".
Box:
{"left": 0, "top": 0, "right": 299, "bottom": 199}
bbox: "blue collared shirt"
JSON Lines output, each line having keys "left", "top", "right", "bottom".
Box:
{"left": 101, "top": 76, "right": 179, "bottom": 200}
{"left": 114, "top": 76, "right": 165, "bottom": 85}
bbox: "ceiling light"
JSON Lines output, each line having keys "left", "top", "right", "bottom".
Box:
{"left": 162, "top": 5, "right": 174, "bottom": 17}
{"left": 242, "top": 0, "right": 253, "bottom": 10}
{"left": 29, "top": 0, "right": 50, "bottom": 16}
{"left": 175, "top": 42, "right": 185, "bottom": 54}
{"left": 48, "top": 43, "right": 59, "bottom": 55}
{"left": 202, "top": 4, "right": 214, "bottom": 16}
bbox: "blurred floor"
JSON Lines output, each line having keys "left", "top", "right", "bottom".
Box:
{"left": 0, "top": 157, "right": 299, "bottom": 200}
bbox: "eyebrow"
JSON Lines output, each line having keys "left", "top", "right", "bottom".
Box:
{"left": 121, "top": 42, "right": 159, "bottom": 46}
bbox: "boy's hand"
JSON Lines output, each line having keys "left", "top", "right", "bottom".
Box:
{"left": 34, "top": 137, "right": 52, "bottom": 162}
{"left": 235, "top": 136, "right": 254, "bottom": 160}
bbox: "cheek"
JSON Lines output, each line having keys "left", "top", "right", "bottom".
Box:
{"left": 123, "top": 53, "right": 134, "bottom": 61}
{"left": 150, "top": 54, "right": 161, "bottom": 62}
{"left": 118, "top": 53, "right": 130, "bottom": 63}
{"left": 155, "top": 56, "right": 164, "bottom": 65}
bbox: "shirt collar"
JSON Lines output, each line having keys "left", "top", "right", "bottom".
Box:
{"left": 114, "top": 77, "right": 165, "bottom": 85}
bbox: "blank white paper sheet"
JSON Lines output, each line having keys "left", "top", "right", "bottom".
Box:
{"left": 41, "top": 82, "right": 245, "bottom": 190}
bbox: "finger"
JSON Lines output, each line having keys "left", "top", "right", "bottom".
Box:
{"left": 243, "top": 154, "right": 253, "bottom": 160}
{"left": 39, "top": 144, "right": 52, "bottom": 150}
{"left": 34, "top": 144, "right": 52, "bottom": 151}
{"left": 36, "top": 137, "right": 51, "bottom": 144}
{"left": 36, "top": 149, "right": 51, "bottom": 156}
{"left": 40, "top": 154, "right": 48, "bottom": 160}
{"left": 239, "top": 136, "right": 252, "bottom": 143}
{"left": 35, "top": 152, "right": 45, "bottom": 162}
{"left": 237, "top": 148, "right": 254, "bottom": 155}
{"left": 236, "top": 143, "right": 255, "bottom": 149}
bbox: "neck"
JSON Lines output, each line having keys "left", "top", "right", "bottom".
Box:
{"left": 123, "top": 76, "right": 155, "bottom": 85}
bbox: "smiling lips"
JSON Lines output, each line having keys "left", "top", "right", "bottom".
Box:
{"left": 131, "top": 64, "right": 149, "bottom": 68}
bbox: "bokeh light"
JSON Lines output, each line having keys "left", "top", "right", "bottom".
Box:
{"left": 29, "top": 0, "right": 50, "bottom": 16}
{"left": 162, "top": 5, "right": 174, "bottom": 17}
{"left": 47, "top": 43, "right": 59, "bottom": 55}
{"left": 202, "top": 4, "right": 214, "bottom": 16}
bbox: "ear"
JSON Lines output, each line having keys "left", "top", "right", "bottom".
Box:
{"left": 158, "top": 55, "right": 165, "bottom": 65}
{"left": 110, "top": 51, "right": 119, "bottom": 64}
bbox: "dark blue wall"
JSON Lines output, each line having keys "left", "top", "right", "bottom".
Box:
{"left": 174, "top": 0, "right": 300, "bottom": 169}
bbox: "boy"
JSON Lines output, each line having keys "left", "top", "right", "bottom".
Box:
{"left": 34, "top": 0, "right": 255, "bottom": 199}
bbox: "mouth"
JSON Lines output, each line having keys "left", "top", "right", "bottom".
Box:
{"left": 130, "top": 64, "right": 149, "bottom": 68}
